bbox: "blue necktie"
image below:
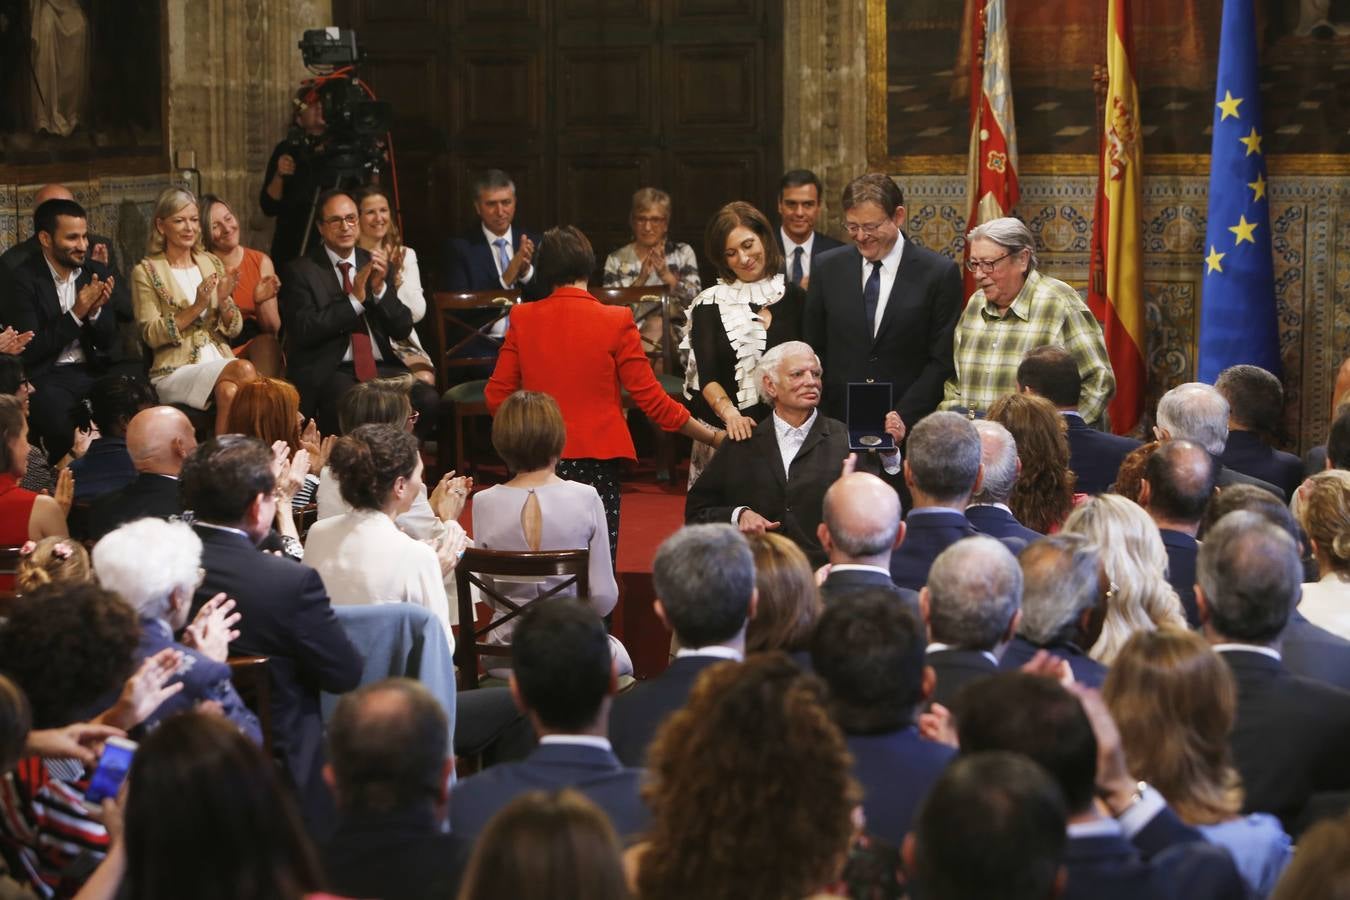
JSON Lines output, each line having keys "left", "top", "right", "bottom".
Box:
{"left": 791, "top": 246, "right": 804, "bottom": 286}
{"left": 494, "top": 238, "right": 511, "bottom": 280}
{"left": 863, "top": 260, "right": 882, "bottom": 338}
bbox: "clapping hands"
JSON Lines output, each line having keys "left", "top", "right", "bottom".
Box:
{"left": 299, "top": 419, "right": 334, "bottom": 472}
{"left": 74, "top": 273, "right": 114, "bottom": 319}
{"left": 430, "top": 469, "right": 473, "bottom": 523}
{"left": 183, "top": 593, "right": 242, "bottom": 663}
{"left": 0, "top": 326, "right": 34, "bottom": 354}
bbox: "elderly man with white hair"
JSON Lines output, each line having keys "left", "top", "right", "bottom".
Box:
{"left": 1154, "top": 381, "right": 1285, "bottom": 499}
{"left": 91, "top": 517, "right": 261, "bottom": 742}
{"left": 965, "top": 419, "right": 1041, "bottom": 544}
{"left": 686, "top": 340, "right": 900, "bottom": 566}
{"left": 940, "top": 217, "right": 1115, "bottom": 423}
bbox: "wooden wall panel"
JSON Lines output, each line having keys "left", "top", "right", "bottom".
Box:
{"left": 669, "top": 44, "right": 759, "bottom": 130}
{"left": 557, "top": 154, "right": 657, "bottom": 257}
{"left": 557, "top": 47, "right": 656, "bottom": 134}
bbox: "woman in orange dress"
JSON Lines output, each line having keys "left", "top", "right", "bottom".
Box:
{"left": 201, "top": 194, "right": 283, "bottom": 378}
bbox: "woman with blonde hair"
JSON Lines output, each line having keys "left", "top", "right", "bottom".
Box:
{"left": 745, "top": 533, "right": 822, "bottom": 658}
{"left": 987, "top": 392, "right": 1077, "bottom": 533}
{"left": 1294, "top": 469, "right": 1350, "bottom": 641}
{"left": 1105, "top": 629, "right": 1291, "bottom": 897}
{"left": 1061, "top": 493, "right": 1186, "bottom": 664}
{"left": 132, "top": 187, "right": 258, "bottom": 435}
{"left": 15, "top": 537, "right": 90, "bottom": 595}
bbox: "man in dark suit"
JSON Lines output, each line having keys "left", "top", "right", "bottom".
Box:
{"left": 999, "top": 535, "right": 1109, "bottom": 688}
{"left": 687, "top": 341, "right": 901, "bottom": 567}
{"left": 922, "top": 536, "right": 1022, "bottom": 708}
{"left": 803, "top": 173, "right": 962, "bottom": 428}
{"left": 967, "top": 420, "right": 1042, "bottom": 545}
{"left": 1199, "top": 512, "right": 1350, "bottom": 834}
{"left": 183, "top": 435, "right": 363, "bottom": 835}
{"left": 1016, "top": 345, "right": 1140, "bottom": 495}
{"left": 87, "top": 405, "right": 197, "bottom": 540}
{"left": 322, "top": 679, "right": 470, "bottom": 900}
{"left": 957, "top": 673, "right": 1248, "bottom": 900}
{"left": 890, "top": 412, "right": 985, "bottom": 591}
{"left": 611, "top": 524, "right": 755, "bottom": 766}
{"left": 279, "top": 189, "right": 437, "bottom": 436}
{"left": 813, "top": 589, "right": 954, "bottom": 847}
{"left": 1156, "top": 381, "right": 1285, "bottom": 500}
{"left": 818, "top": 471, "right": 919, "bottom": 612}
{"left": 1216, "top": 364, "right": 1304, "bottom": 498}
{"left": 439, "top": 168, "right": 544, "bottom": 299}
{"left": 1138, "top": 440, "right": 1215, "bottom": 627}
{"left": 775, "top": 169, "right": 845, "bottom": 290}
{"left": 0, "top": 198, "right": 120, "bottom": 462}
{"left": 451, "top": 600, "right": 649, "bottom": 841}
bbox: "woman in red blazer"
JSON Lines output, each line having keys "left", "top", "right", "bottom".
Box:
{"left": 486, "top": 226, "right": 726, "bottom": 565}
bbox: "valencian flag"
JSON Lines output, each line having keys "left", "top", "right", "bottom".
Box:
{"left": 964, "top": 0, "right": 1019, "bottom": 299}
{"left": 1198, "top": 0, "right": 1280, "bottom": 382}
{"left": 1087, "top": 0, "right": 1146, "bottom": 434}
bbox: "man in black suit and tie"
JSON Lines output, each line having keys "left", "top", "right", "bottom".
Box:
{"left": 967, "top": 420, "right": 1042, "bottom": 545}
{"left": 87, "top": 405, "right": 197, "bottom": 540}
{"left": 1216, "top": 364, "right": 1305, "bottom": 498}
{"left": 322, "top": 679, "right": 471, "bottom": 900}
{"left": 775, "top": 169, "right": 844, "bottom": 290}
{"left": 1156, "top": 381, "right": 1285, "bottom": 500}
{"left": 803, "top": 173, "right": 962, "bottom": 430}
{"left": 1198, "top": 512, "right": 1350, "bottom": 834}
{"left": 1138, "top": 440, "right": 1215, "bottom": 627}
{"left": 611, "top": 524, "right": 755, "bottom": 766}
{"left": 1016, "top": 345, "right": 1140, "bottom": 495}
{"left": 279, "top": 189, "right": 437, "bottom": 435}
{"left": 686, "top": 341, "right": 901, "bottom": 567}
{"left": 451, "top": 600, "right": 649, "bottom": 841}
{"left": 182, "top": 435, "right": 363, "bottom": 836}
{"left": 922, "top": 536, "right": 1022, "bottom": 709}
{"left": 957, "top": 673, "right": 1247, "bottom": 900}
{"left": 818, "top": 471, "right": 919, "bottom": 613}
{"left": 813, "top": 589, "right": 955, "bottom": 847}
{"left": 440, "top": 168, "right": 544, "bottom": 299}
{"left": 999, "top": 535, "right": 1109, "bottom": 688}
{"left": 0, "top": 198, "right": 120, "bottom": 462}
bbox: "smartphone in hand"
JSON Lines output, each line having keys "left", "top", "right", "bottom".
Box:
{"left": 83, "top": 737, "right": 137, "bottom": 808}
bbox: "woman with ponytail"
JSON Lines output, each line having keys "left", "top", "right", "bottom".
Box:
{"left": 14, "top": 537, "right": 91, "bottom": 595}
{"left": 302, "top": 423, "right": 463, "bottom": 646}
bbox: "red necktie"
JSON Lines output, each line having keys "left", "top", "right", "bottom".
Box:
{"left": 339, "top": 261, "right": 377, "bottom": 382}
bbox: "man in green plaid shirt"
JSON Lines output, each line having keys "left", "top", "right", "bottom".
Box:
{"left": 941, "top": 218, "right": 1115, "bottom": 424}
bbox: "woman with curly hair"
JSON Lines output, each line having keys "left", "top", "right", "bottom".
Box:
{"left": 745, "top": 533, "right": 822, "bottom": 659}
{"left": 1104, "top": 629, "right": 1291, "bottom": 897}
{"left": 987, "top": 392, "right": 1077, "bottom": 533}
{"left": 634, "top": 653, "right": 858, "bottom": 900}
{"left": 1294, "top": 469, "right": 1350, "bottom": 641}
{"left": 1062, "top": 494, "right": 1187, "bottom": 664}
{"left": 1109, "top": 440, "right": 1160, "bottom": 502}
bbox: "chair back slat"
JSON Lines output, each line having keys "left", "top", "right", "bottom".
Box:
{"left": 432, "top": 290, "right": 522, "bottom": 386}
{"left": 593, "top": 286, "right": 674, "bottom": 370}
{"left": 228, "top": 655, "right": 273, "bottom": 756}
{"left": 0, "top": 546, "right": 24, "bottom": 576}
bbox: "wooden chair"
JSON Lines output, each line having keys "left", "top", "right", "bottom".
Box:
{"left": 227, "top": 655, "right": 274, "bottom": 756}
{"left": 0, "top": 545, "right": 22, "bottom": 578}
{"left": 453, "top": 548, "right": 590, "bottom": 689}
{"left": 295, "top": 503, "right": 319, "bottom": 542}
{"left": 433, "top": 289, "right": 522, "bottom": 474}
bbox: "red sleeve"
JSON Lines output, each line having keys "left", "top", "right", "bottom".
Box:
{"left": 613, "top": 315, "right": 689, "bottom": 432}
{"left": 485, "top": 320, "right": 522, "bottom": 414}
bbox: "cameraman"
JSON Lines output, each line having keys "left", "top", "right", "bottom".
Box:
{"left": 259, "top": 89, "right": 327, "bottom": 267}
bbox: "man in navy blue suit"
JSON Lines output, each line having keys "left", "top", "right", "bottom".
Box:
{"left": 999, "top": 535, "right": 1108, "bottom": 688}
{"left": 1017, "top": 345, "right": 1139, "bottom": 495}
{"left": 812, "top": 588, "right": 954, "bottom": 847}
{"left": 440, "top": 169, "right": 544, "bottom": 299}
{"left": 818, "top": 471, "right": 919, "bottom": 613}
{"left": 967, "top": 420, "right": 1042, "bottom": 545}
{"left": 450, "top": 599, "right": 649, "bottom": 841}
{"left": 1137, "top": 440, "right": 1214, "bottom": 627}
{"left": 774, "top": 169, "right": 845, "bottom": 289}
{"left": 1216, "top": 364, "right": 1305, "bottom": 498}
{"left": 957, "top": 673, "right": 1247, "bottom": 900}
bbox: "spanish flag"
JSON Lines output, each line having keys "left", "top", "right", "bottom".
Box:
{"left": 1087, "top": 0, "right": 1146, "bottom": 434}
{"left": 964, "top": 0, "right": 1019, "bottom": 299}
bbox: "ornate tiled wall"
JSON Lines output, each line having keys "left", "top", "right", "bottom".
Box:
{"left": 896, "top": 172, "right": 1350, "bottom": 452}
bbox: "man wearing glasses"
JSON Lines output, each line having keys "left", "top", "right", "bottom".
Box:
{"left": 279, "top": 189, "right": 438, "bottom": 435}
{"left": 804, "top": 173, "right": 963, "bottom": 441}
{"left": 940, "top": 217, "right": 1115, "bottom": 425}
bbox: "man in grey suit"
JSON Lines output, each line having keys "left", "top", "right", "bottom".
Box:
{"left": 1155, "top": 382, "right": 1284, "bottom": 500}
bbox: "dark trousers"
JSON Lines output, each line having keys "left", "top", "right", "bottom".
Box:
{"left": 555, "top": 457, "right": 622, "bottom": 570}
{"left": 315, "top": 362, "right": 439, "bottom": 438}
{"left": 30, "top": 364, "right": 95, "bottom": 462}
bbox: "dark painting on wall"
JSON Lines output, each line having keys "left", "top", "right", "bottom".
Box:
{"left": 883, "top": 0, "right": 1350, "bottom": 159}
{"left": 0, "top": 0, "right": 164, "bottom": 166}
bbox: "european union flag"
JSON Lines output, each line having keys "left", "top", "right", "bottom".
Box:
{"left": 1198, "top": 0, "right": 1280, "bottom": 382}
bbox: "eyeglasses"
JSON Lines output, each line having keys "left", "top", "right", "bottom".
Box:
{"left": 407, "top": 410, "right": 421, "bottom": 426}
{"left": 965, "top": 251, "right": 1013, "bottom": 273}
{"left": 321, "top": 214, "right": 359, "bottom": 228}
{"left": 843, "top": 220, "right": 889, "bottom": 237}
{"left": 634, "top": 215, "right": 668, "bottom": 226}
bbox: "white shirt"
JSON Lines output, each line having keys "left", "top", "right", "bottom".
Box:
{"left": 780, "top": 228, "right": 816, "bottom": 281}
{"left": 1297, "top": 573, "right": 1350, "bottom": 643}
{"left": 773, "top": 408, "right": 819, "bottom": 475}
{"left": 47, "top": 258, "right": 94, "bottom": 364}
{"left": 926, "top": 642, "right": 998, "bottom": 667}
{"left": 1213, "top": 642, "right": 1282, "bottom": 661}
{"left": 481, "top": 223, "right": 534, "bottom": 288}
{"left": 859, "top": 232, "right": 906, "bottom": 336}
{"left": 1064, "top": 785, "right": 1166, "bottom": 840}
{"left": 675, "top": 645, "right": 744, "bottom": 662}
{"left": 828, "top": 563, "right": 893, "bottom": 577}
{"left": 538, "top": 735, "right": 614, "bottom": 752}
{"left": 324, "top": 246, "right": 386, "bottom": 364}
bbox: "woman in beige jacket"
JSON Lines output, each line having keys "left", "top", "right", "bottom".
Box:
{"left": 132, "top": 187, "right": 258, "bottom": 435}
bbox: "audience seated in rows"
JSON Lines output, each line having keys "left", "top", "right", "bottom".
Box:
{"left": 0, "top": 394, "right": 67, "bottom": 565}
{"left": 922, "top": 535, "right": 1023, "bottom": 708}
{"left": 999, "top": 534, "right": 1109, "bottom": 687}
{"left": 968, "top": 419, "right": 1043, "bottom": 543}
{"left": 610, "top": 524, "right": 756, "bottom": 767}
{"left": 1156, "top": 381, "right": 1285, "bottom": 499}
{"left": 987, "top": 392, "right": 1077, "bottom": 534}
{"left": 1216, "top": 364, "right": 1304, "bottom": 499}
{"left": 86, "top": 404, "right": 196, "bottom": 540}
{"left": 450, "top": 600, "right": 648, "bottom": 841}
{"left": 818, "top": 470, "right": 920, "bottom": 611}
{"left": 745, "top": 532, "right": 821, "bottom": 661}
{"left": 441, "top": 168, "right": 544, "bottom": 299}
{"left": 1137, "top": 439, "right": 1216, "bottom": 626}
{"left": 812, "top": 588, "right": 954, "bottom": 848}
{"left": 67, "top": 375, "right": 155, "bottom": 502}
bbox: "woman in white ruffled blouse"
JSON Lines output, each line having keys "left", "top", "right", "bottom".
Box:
{"left": 681, "top": 201, "right": 806, "bottom": 483}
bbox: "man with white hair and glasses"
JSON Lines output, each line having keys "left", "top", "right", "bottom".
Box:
{"left": 941, "top": 217, "right": 1115, "bottom": 424}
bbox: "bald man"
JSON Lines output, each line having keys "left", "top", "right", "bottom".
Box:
{"left": 818, "top": 471, "right": 920, "bottom": 612}
{"left": 87, "top": 406, "right": 198, "bottom": 540}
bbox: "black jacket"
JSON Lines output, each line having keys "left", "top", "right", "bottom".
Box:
{"left": 0, "top": 249, "right": 120, "bottom": 376}
{"left": 1062, "top": 412, "right": 1141, "bottom": 495}
{"left": 87, "top": 472, "right": 182, "bottom": 540}
{"left": 1220, "top": 429, "right": 1304, "bottom": 499}
{"left": 611, "top": 654, "right": 731, "bottom": 767}
{"left": 321, "top": 806, "right": 471, "bottom": 900}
